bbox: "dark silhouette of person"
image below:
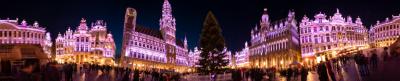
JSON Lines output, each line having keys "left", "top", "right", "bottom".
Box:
{"left": 122, "top": 69, "right": 131, "bottom": 81}
{"left": 232, "top": 70, "right": 242, "bottom": 81}
{"left": 317, "top": 63, "right": 329, "bottom": 81}
{"left": 287, "top": 68, "right": 293, "bottom": 81}
{"left": 133, "top": 69, "right": 140, "bottom": 81}
{"left": 45, "top": 62, "right": 61, "bottom": 81}
{"left": 325, "top": 58, "right": 336, "bottom": 81}
{"left": 301, "top": 67, "right": 308, "bottom": 81}
{"left": 371, "top": 51, "right": 379, "bottom": 70}
{"left": 383, "top": 47, "right": 389, "bottom": 61}
{"left": 64, "top": 64, "right": 73, "bottom": 81}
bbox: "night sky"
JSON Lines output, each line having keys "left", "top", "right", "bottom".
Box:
{"left": 1, "top": 0, "right": 399, "bottom": 55}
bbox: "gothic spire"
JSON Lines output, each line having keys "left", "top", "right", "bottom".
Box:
{"left": 160, "top": 0, "right": 176, "bottom": 45}
{"left": 163, "top": 0, "right": 171, "bottom": 11}
{"left": 161, "top": 0, "right": 172, "bottom": 20}
{"left": 184, "top": 35, "right": 188, "bottom": 48}
{"left": 160, "top": 0, "right": 175, "bottom": 29}
{"left": 336, "top": 8, "right": 340, "bottom": 13}
{"left": 245, "top": 41, "right": 248, "bottom": 48}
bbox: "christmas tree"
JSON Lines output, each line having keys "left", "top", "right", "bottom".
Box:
{"left": 197, "top": 11, "right": 228, "bottom": 74}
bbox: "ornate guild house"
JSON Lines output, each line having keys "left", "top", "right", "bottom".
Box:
{"left": 234, "top": 42, "right": 250, "bottom": 68}
{"left": 121, "top": 0, "right": 191, "bottom": 72}
{"left": 0, "top": 19, "right": 52, "bottom": 74}
{"left": 299, "top": 9, "right": 369, "bottom": 65}
{"left": 249, "top": 8, "right": 301, "bottom": 69}
{"left": 55, "top": 19, "right": 116, "bottom": 65}
{"left": 188, "top": 47, "right": 201, "bottom": 67}
{"left": 369, "top": 14, "right": 400, "bottom": 48}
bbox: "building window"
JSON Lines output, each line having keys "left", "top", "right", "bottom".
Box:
{"left": 326, "top": 35, "right": 330, "bottom": 42}
{"left": 319, "top": 26, "right": 323, "bottom": 31}
{"left": 333, "top": 35, "right": 336, "bottom": 41}
{"left": 133, "top": 52, "right": 137, "bottom": 58}
{"left": 13, "top": 31, "right": 16, "bottom": 37}
{"left": 314, "top": 36, "right": 318, "bottom": 43}
{"left": 332, "top": 26, "right": 336, "bottom": 31}
{"left": 321, "top": 36, "right": 324, "bottom": 43}
{"left": 325, "top": 26, "right": 329, "bottom": 31}
{"left": 314, "top": 28, "right": 317, "bottom": 32}
{"left": 16, "top": 32, "right": 20, "bottom": 38}
{"left": 30, "top": 33, "right": 33, "bottom": 38}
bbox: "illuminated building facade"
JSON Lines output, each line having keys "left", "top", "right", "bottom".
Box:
{"left": 121, "top": 0, "right": 190, "bottom": 72}
{"left": 55, "top": 19, "right": 116, "bottom": 65}
{"left": 249, "top": 8, "right": 301, "bottom": 69}
{"left": 0, "top": 18, "right": 52, "bottom": 73}
{"left": 369, "top": 14, "right": 400, "bottom": 48}
{"left": 299, "top": 9, "right": 369, "bottom": 65}
{"left": 188, "top": 47, "right": 200, "bottom": 67}
{"left": 225, "top": 48, "right": 234, "bottom": 67}
{"left": 234, "top": 42, "right": 250, "bottom": 68}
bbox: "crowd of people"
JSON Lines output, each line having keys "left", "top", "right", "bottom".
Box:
{"left": 305, "top": 47, "right": 400, "bottom": 81}
{"left": 229, "top": 66, "right": 309, "bottom": 81}
{"left": 9, "top": 47, "right": 400, "bottom": 81}
{"left": 227, "top": 47, "right": 400, "bottom": 81}
{"left": 12, "top": 62, "right": 184, "bottom": 81}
